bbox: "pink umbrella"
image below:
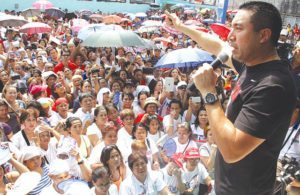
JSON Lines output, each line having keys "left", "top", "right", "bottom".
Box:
{"left": 184, "top": 20, "right": 202, "bottom": 26}
{"left": 162, "top": 22, "right": 182, "bottom": 35}
{"left": 184, "top": 9, "right": 196, "bottom": 14}
{"left": 32, "top": 0, "right": 53, "bottom": 10}
{"left": 20, "top": 22, "right": 52, "bottom": 34}
{"left": 103, "top": 15, "right": 122, "bottom": 24}
{"left": 210, "top": 23, "right": 231, "bottom": 41}
{"left": 71, "top": 19, "right": 89, "bottom": 32}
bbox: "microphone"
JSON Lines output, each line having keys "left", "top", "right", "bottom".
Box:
{"left": 187, "top": 52, "right": 229, "bottom": 91}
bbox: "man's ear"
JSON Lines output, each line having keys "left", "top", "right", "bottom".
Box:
{"left": 259, "top": 28, "right": 272, "bottom": 44}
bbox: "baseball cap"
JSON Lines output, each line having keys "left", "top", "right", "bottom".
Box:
{"left": 29, "top": 85, "right": 47, "bottom": 95}
{"left": 171, "top": 153, "right": 184, "bottom": 168}
{"left": 184, "top": 148, "right": 201, "bottom": 159}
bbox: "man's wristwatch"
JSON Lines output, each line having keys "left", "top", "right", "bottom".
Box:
{"left": 203, "top": 92, "right": 219, "bottom": 105}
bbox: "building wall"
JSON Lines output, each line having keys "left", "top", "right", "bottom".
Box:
{"left": 228, "top": 0, "right": 300, "bottom": 25}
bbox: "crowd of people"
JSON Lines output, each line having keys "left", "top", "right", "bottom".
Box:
{"left": 0, "top": 1, "right": 299, "bottom": 195}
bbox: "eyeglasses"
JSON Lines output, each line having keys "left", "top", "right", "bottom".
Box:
{"left": 178, "top": 86, "right": 187, "bottom": 90}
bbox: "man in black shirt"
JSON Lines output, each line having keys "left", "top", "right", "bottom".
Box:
{"left": 166, "top": 1, "right": 297, "bottom": 195}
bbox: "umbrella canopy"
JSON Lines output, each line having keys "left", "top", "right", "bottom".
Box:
{"left": 78, "top": 24, "right": 123, "bottom": 40}
{"left": 70, "top": 18, "right": 89, "bottom": 32}
{"left": 184, "top": 20, "right": 202, "bottom": 26}
{"left": 135, "top": 12, "right": 147, "bottom": 18}
{"left": 184, "top": 9, "right": 196, "bottom": 14}
{"left": 82, "top": 30, "right": 147, "bottom": 48}
{"left": 64, "top": 12, "right": 77, "bottom": 20}
{"left": 138, "top": 26, "right": 159, "bottom": 33}
{"left": 32, "top": 0, "right": 53, "bottom": 10}
{"left": 0, "top": 15, "right": 28, "bottom": 27}
{"left": 45, "top": 8, "right": 65, "bottom": 19}
{"left": 155, "top": 48, "right": 214, "bottom": 69}
{"left": 21, "top": 8, "right": 41, "bottom": 18}
{"left": 141, "top": 38, "right": 158, "bottom": 49}
{"left": 162, "top": 23, "right": 181, "bottom": 35}
{"left": 20, "top": 22, "right": 52, "bottom": 34}
{"left": 89, "top": 14, "right": 103, "bottom": 22}
{"left": 142, "top": 20, "right": 162, "bottom": 27}
{"left": 103, "top": 15, "right": 122, "bottom": 24}
{"left": 210, "top": 23, "right": 231, "bottom": 40}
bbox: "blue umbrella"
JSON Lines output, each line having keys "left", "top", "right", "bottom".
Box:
{"left": 155, "top": 48, "right": 214, "bottom": 69}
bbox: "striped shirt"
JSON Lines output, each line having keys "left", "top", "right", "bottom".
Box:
{"left": 29, "top": 165, "right": 52, "bottom": 195}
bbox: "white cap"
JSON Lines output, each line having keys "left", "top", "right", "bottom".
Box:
{"left": 48, "top": 159, "right": 70, "bottom": 176}
{"left": 7, "top": 172, "right": 41, "bottom": 195}
{"left": 18, "top": 146, "right": 42, "bottom": 163}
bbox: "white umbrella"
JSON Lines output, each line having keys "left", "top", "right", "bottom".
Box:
{"left": 0, "top": 14, "right": 28, "bottom": 27}
{"left": 82, "top": 30, "right": 147, "bottom": 48}
{"left": 78, "top": 24, "right": 124, "bottom": 40}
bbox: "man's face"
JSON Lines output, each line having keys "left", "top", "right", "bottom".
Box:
{"left": 228, "top": 10, "right": 262, "bottom": 65}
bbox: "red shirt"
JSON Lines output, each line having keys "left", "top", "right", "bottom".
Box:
{"left": 54, "top": 61, "right": 78, "bottom": 73}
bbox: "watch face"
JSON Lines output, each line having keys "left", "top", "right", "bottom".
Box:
{"left": 206, "top": 93, "right": 216, "bottom": 104}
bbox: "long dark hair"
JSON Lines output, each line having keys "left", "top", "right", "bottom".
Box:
{"left": 100, "top": 145, "right": 124, "bottom": 175}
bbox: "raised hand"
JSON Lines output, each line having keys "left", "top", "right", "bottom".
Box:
{"left": 164, "top": 11, "right": 182, "bottom": 30}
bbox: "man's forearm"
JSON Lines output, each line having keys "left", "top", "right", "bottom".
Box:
{"left": 205, "top": 102, "right": 241, "bottom": 163}
{"left": 177, "top": 24, "right": 224, "bottom": 57}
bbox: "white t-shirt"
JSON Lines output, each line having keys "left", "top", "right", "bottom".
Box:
{"left": 74, "top": 108, "right": 95, "bottom": 126}
{"left": 88, "top": 142, "right": 106, "bottom": 165}
{"left": 117, "top": 127, "right": 133, "bottom": 163}
{"left": 199, "top": 143, "right": 211, "bottom": 158}
{"left": 119, "top": 171, "right": 166, "bottom": 195}
{"left": 190, "top": 124, "right": 206, "bottom": 146}
{"left": 163, "top": 114, "right": 184, "bottom": 136}
{"left": 11, "top": 130, "right": 37, "bottom": 150}
{"left": 173, "top": 137, "right": 198, "bottom": 154}
{"left": 49, "top": 112, "right": 73, "bottom": 127}
{"left": 148, "top": 131, "right": 165, "bottom": 144}
{"left": 90, "top": 184, "right": 118, "bottom": 195}
{"left": 161, "top": 166, "right": 180, "bottom": 195}
{"left": 279, "top": 124, "right": 300, "bottom": 162}
{"left": 86, "top": 123, "right": 103, "bottom": 141}
{"left": 40, "top": 184, "right": 61, "bottom": 195}
{"left": 41, "top": 138, "right": 58, "bottom": 164}
{"left": 181, "top": 162, "right": 209, "bottom": 195}
{"left": 182, "top": 110, "right": 197, "bottom": 124}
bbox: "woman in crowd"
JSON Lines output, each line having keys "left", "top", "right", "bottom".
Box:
{"left": 190, "top": 107, "right": 209, "bottom": 145}
{"left": 132, "top": 123, "right": 159, "bottom": 169}
{"left": 146, "top": 114, "right": 165, "bottom": 143}
{"left": 2, "top": 85, "right": 26, "bottom": 115}
{"left": 63, "top": 117, "right": 92, "bottom": 159}
{"left": 117, "top": 109, "right": 135, "bottom": 163}
{"left": 100, "top": 145, "right": 128, "bottom": 191}
{"left": 120, "top": 153, "right": 170, "bottom": 195}
{"left": 132, "top": 91, "right": 149, "bottom": 117}
{"left": 11, "top": 109, "right": 38, "bottom": 150}
{"left": 86, "top": 106, "right": 108, "bottom": 147}
{"left": 49, "top": 98, "right": 73, "bottom": 127}
{"left": 199, "top": 127, "right": 217, "bottom": 179}
{"left": 0, "top": 70, "right": 10, "bottom": 91}
{"left": 18, "top": 146, "right": 52, "bottom": 195}
{"left": 89, "top": 122, "right": 118, "bottom": 169}
{"left": 105, "top": 104, "right": 123, "bottom": 129}
{"left": 72, "top": 80, "right": 93, "bottom": 113}
{"left": 0, "top": 99, "right": 20, "bottom": 134}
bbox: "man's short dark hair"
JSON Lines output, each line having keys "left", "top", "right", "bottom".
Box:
{"left": 239, "top": 1, "right": 282, "bottom": 47}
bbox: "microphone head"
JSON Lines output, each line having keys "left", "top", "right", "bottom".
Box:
{"left": 218, "top": 52, "right": 229, "bottom": 64}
